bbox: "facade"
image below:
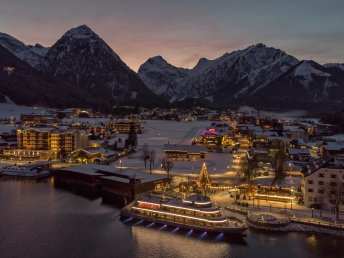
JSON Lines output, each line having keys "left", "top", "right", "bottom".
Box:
{"left": 50, "top": 130, "right": 89, "bottom": 154}
{"left": 164, "top": 144, "right": 207, "bottom": 161}
{"left": 107, "top": 120, "right": 142, "bottom": 134}
{"left": 304, "top": 155, "right": 344, "bottom": 211}
{"left": 20, "top": 114, "right": 59, "bottom": 126}
{"left": 17, "top": 128, "right": 53, "bottom": 150}
{"left": 2, "top": 128, "right": 89, "bottom": 160}
{"left": 68, "top": 148, "right": 116, "bottom": 164}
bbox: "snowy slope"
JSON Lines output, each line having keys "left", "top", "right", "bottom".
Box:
{"left": 43, "top": 25, "right": 163, "bottom": 106}
{"left": 138, "top": 56, "right": 190, "bottom": 97}
{"left": 0, "top": 32, "right": 47, "bottom": 68}
{"left": 324, "top": 63, "right": 344, "bottom": 71}
{"left": 139, "top": 43, "right": 299, "bottom": 102}
{"left": 243, "top": 60, "right": 344, "bottom": 108}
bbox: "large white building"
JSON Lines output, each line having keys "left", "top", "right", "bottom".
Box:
{"left": 304, "top": 155, "right": 344, "bottom": 211}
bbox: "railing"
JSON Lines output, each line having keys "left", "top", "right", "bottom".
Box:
{"left": 290, "top": 217, "right": 344, "bottom": 230}
{"left": 224, "top": 205, "right": 248, "bottom": 215}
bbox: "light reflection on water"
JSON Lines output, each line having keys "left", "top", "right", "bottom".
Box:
{"left": 0, "top": 179, "right": 343, "bottom": 258}
{"left": 132, "top": 226, "right": 231, "bottom": 258}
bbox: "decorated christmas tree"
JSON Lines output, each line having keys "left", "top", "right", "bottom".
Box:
{"left": 198, "top": 162, "right": 211, "bottom": 189}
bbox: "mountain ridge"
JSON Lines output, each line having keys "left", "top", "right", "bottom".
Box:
{"left": 1, "top": 25, "right": 344, "bottom": 111}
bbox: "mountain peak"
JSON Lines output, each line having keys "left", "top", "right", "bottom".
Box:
{"left": 0, "top": 32, "right": 45, "bottom": 67}
{"left": 63, "top": 25, "right": 97, "bottom": 39}
{"left": 149, "top": 55, "right": 167, "bottom": 64}
{"left": 193, "top": 57, "right": 212, "bottom": 71}
{"left": 253, "top": 43, "right": 266, "bottom": 48}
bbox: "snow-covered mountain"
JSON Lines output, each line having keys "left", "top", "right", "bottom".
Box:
{"left": 0, "top": 32, "right": 48, "bottom": 68}
{"left": 0, "top": 44, "right": 104, "bottom": 109}
{"left": 138, "top": 56, "right": 190, "bottom": 98}
{"left": 139, "top": 43, "right": 299, "bottom": 103}
{"left": 1, "top": 24, "right": 344, "bottom": 110}
{"left": 230, "top": 60, "right": 344, "bottom": 109}
{"left": 324, "top": 63, "right": 344, "bottom": 71}
{"left": 42, "top": 25, "right": 162, "bottom": 106}
{"left": 139, "top": 44, "right": 344, "bottom": 109}
{"left": 0, "top": 25, "right": 163, "bottom": 110}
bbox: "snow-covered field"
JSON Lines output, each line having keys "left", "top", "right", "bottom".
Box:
{"left": 61, "top": 117, "right": 110, "bottom": 126}
{"left": 239, "top": 105, "right": 320, "bottom": 123}
{"left": 112, "top": 120, "right": 236, "bottom": 178}
{"left": 0, "top": 102, "right": 48, "bottom": 119}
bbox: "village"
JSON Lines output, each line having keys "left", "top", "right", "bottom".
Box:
{"left": 1, "top": 104, "right": 344, "bottom": 236}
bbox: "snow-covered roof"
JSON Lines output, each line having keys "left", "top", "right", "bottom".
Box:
{"left": 323, "top": 143, "right": 344, "bottom": 151}
{"left": 60, "top": 164, "right": 167, "bottom": 183}
{"left": 288, "top": 148, "right": 310, "bottom": 155}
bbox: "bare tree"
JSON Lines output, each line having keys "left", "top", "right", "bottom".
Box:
{"left": 325, "top": 177, "right": 344, "bottom": 220}
{"left": 161, "top": 158, "right": 174, "bottom": 179}
{"left": 273, "top": 149, "right": 286, "bottom": 185}
{"left": 142, "top": 144, "right": 150, "bottom": 169}
{"left": 240, "top": 157, "right": 255, "bottom": 183}
{"left": 149, "top": 149, "right": 156, "bottom": 174}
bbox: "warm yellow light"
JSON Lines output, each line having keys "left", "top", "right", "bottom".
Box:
{"left": 132, "top": 207, "right": 227, "bottom": 223}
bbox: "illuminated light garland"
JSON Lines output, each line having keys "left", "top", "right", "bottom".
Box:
{"left": 161, "top": 203, "right": 219, "bottom": 214}
{"left": 132, "top": 206, "right": 228, "bottom": 223}
{"left": 139, "top": 200, "right": 217, "bottom": 213}
{"left": 254, "top": 194, "right": 294, "bottom": 200}
{"left": 194, "top": 201, "right": 212, "bottom": 205}
{"left": 181, "top": 199, "right": 211, "bottom": 205}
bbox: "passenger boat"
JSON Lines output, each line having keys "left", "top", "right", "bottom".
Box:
{"left": 0, "top": 162, "right": 51, "bottom": 178}
{"left": 120, "top": 194, "right": 247, "bottom": 236}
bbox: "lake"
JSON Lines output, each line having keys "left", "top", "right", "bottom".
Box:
{"left": 0, "top": 179, "right": 343, "bottom": 258}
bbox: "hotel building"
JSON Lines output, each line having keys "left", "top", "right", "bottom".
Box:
{"left": 304, "top": 155, "right": 344, "bottom": 211}
{"left": 3, "top": 128, "right": 89, "bottom": 160}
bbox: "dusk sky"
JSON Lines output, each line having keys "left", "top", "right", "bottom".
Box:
{"left": 1, "top": 0, "right": 343, "bottom": 71}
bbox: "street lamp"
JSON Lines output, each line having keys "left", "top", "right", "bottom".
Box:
{"left": 312, "top": 208, "right": 314, "bottom": 218}
{"left": 291, "top": 188, "right": 294, "bottom": 210}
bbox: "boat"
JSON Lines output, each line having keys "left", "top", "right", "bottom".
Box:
{"left": 120, "top": 194, "right": 247, "bottom": 236}
{"left": 0, "top": 162, "right": 51, "bottom": 178}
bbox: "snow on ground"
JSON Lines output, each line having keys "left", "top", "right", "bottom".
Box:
{"left": 61, "top": 117, "right": 110, "bottom": 126}
{"left": 0, "top": 102, "right": 49, "bottom": 119}
{"left": 0, "top": 124, "right": 18, "bottom": 133}
{"left": 251, "top": 175, "right": 301, "bottom": 189}
{"left": 111, "top": 120, "right": 236, "bottom": 178}
{"left": 326, "top": 134, "right": 344, "bottom": 141}
{"left": 238, "top": 105, "right": 320, "bottom": 123}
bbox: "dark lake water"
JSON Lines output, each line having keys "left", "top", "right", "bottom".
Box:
{"left": 0, "top": 178, "right": 343, "bottom": 258}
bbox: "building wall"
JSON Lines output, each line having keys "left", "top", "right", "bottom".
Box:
{"left": 17, "top": 129, "right": 50, "bottom": 150}
{"left": 15, "top": 129, "right": 88, "bottom": 159}
{"left": 304, "top": 167, "right": 344, "bottom": 210}
{"left": 107, "top": 122, "right": 141, "bottom": 134}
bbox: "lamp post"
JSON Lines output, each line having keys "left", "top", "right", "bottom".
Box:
{"left": 291, "top": 189, "right": 294, "bottom": 210}
{"left": 312, "top": 208, "right": 314, "bottom": 218}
